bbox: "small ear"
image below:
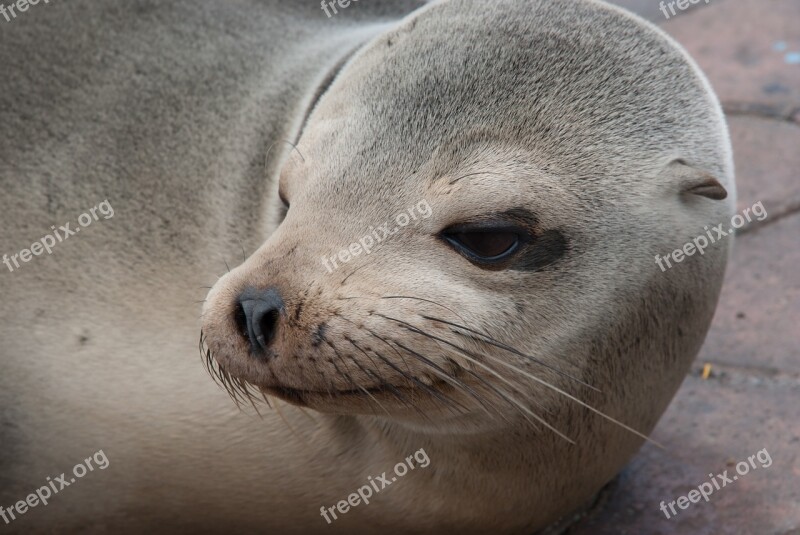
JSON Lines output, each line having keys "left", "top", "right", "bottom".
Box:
{"left": 670, "top": 160, "right": 728, "bottom": 201}
{"left": 684, "top": 177, "right": 728, "bottom": 200}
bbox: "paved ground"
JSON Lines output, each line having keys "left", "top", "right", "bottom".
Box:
{"left": 557, "top": 1, "right": 800, "bottom": 533}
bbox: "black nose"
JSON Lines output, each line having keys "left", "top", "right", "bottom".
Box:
{"left": 235, "top": 287, "right": 284, "bottom": 356}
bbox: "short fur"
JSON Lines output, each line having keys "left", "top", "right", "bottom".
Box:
{"left": 0, "top": 0, "right": 734, "bottom": 533}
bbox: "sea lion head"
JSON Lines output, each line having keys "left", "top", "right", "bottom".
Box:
{"left": 201, "top": 0, "right": 734, "bottom": 440}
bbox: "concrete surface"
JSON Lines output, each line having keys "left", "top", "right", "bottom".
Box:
{"left": 558, "top": 1, "right": 800, "bottom": 533}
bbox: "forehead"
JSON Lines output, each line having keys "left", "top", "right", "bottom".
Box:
{"left": 291, "top": 0, "right": 726, "bottom": 192}
{"left": 283, "top": 136, "right": 582, "bottom": 238}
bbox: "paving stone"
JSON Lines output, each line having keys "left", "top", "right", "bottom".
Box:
{"left": 608, "top": 0, "right": 667, "bottom": 21}
{"left": 698, "top": 213, "right": 800, "bottom": 374}
{"left": 549, "top": 3, "right": 800, "bottom": 533}
{"left": 565, "top": 366, "right": 800, "bottom": 534}
{"left": 693, "top": 113, "right": 800, "bottom": 374}
{"left": 662, "top": 0, "right": 800, "bottom": 114}
{"left": 726, "top": 115, "right": 800, "bottom": 219}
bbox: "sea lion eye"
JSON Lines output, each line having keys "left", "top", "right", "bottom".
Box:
{"left": 443, "top": 228, "right": 521, "bottom": 263}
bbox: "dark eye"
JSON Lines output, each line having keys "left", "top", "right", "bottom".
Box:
{"left": 443, "top": 229, "right": 521, "bottom": 263}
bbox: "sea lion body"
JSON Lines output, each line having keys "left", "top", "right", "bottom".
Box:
{"left": 0, "top": 1, "right": 734, "bottom": 533}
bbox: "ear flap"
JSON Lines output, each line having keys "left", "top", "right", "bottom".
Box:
{"left": 683, "top": 176, "right": 728, "bottom": 200}
{"left": 669, "top": 160, "right": 728, "bottom": 201}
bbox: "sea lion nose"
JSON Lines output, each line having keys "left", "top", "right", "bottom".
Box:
{"left": 234, "top": 287, "right": 284, "bottom": 356}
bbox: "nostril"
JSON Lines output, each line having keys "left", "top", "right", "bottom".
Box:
{"left": 235, "top": 287, "right": 285, "bottom": 357}
{"left": 258, "top": 308, "right": 280, "bottom": 348}
{"left": 234, "top": 302, "right": 249, "bottom": 343}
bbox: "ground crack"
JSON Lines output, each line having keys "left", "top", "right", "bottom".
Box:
{"left": 723, "top": 101, "right": 800, "bottom": 126}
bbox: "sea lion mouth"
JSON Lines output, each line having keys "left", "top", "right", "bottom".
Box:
{"left": 264, "top": 384, "right": 402, "bottom": 406}
{"left": 262, "top": 377, "right": 452, "bottom": 408}
{"left": 199, "top": 326, "right": 463, "bottom": 415}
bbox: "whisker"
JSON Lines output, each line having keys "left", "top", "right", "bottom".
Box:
{"left": 264, "top": 139, "right": 306, "bottom": 175}
{"left": 381, "top": 315, "right": 661, "bottom": 448}
{"left": 374, "top": 340, "right": 470, "bottom": 418}
{"left": 422, "top": 315, "right": 599, "bottom": 392}
{"left": 342, "top": 354, "right": 393, "bottom": 417}
{"left": 383, "top": 319, "right": 573, "bottom": 443}
{"left": 388, "top": 336, "right": 575, "bottom": 444}
{"left": 448, "top": 171, "right": 508, "bottom": 185}
{"left": 327, "top": 341, "right": 386, "bottom": 417}
{"left": 294, "top": 404, "right": 317, "bottom": 424}
{"left": 381, "top": 296, "right": 467, "bottom": 323}
{"left": 480, "top": 351, "right": 663, "bottom": 447}
{"left": 345, "top": 337, "right": 433, "bottom": 421}
{"left": 199, "top": 331, "right": 266, "bottom": 411}
{"left": 364, "top": 329, "right": 417, "bottom": 388}
{"left": 234, "top": 376, "right": 264, "bottom": 416}
{"left": 339, "top": 336, "right": 416, "bottom": 411}
{"left": 381, "top": 336, "right": 493, "bottom": 417}
{"left": 341, "top": 263, "right": 371, "bottom": 285}
{"left": 273, "top": 399, "right": 310, "bottom": 446}
{"left": 338, "top": 295, "right": 467, "bottom": 324}
{"left": 358, "top": 329, "right": 469, "bottom": 412}
{"left": 335, "top": 315, "right": 416, "bottom": 392}
{"left": 259, "top": 390, "right": 274, "bottom": 409}
{"left": 462, "top": 368, "right": 546, "bottom": 432}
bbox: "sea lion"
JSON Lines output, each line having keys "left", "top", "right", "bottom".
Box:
{"left": 0, "top": 0, "right": 734, "bottom": 533}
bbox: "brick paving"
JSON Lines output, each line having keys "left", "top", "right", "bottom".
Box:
{"left": 554, "top": 1, "right": 800, "bottom": 533}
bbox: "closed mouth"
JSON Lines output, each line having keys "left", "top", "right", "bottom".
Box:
{"left": 264, "top": 384, "right": 400, "bottom": 405}
{"left": 262, "top": 379, "right": 447, "bottom": 406}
